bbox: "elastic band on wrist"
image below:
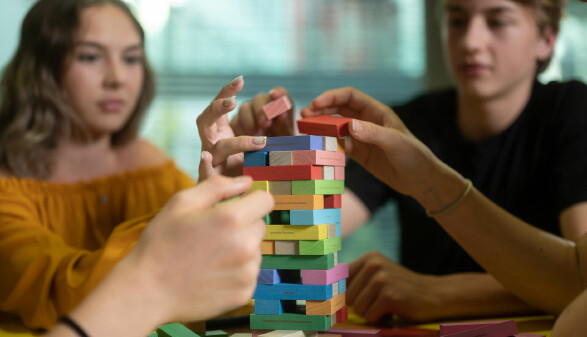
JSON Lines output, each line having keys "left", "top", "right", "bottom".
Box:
{"left": 426, "top": 179, "right": 473, "bottom": 217}
{"left": 58, "top": 316, "right": 90, "bottom": 337}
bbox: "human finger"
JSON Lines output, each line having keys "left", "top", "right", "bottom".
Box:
{"left": 198, "top": 151, "right": 217, "bottom": 182}
{"left": 362, "top": 295, "right": 394, "bottom": 323}
{"left": 251, "top": 92, "right": 272, "bottom": 129}
{"left": 213, "top": 75, "right": 245, "bottom": 101}
{"left": 196, "top": 96, "right": 238, "bottom": 135}
{"left": 210, "top": 136, "right": 266, "bottom": 166}
{"left": 234, "top": 101, "right": 260, "bottom": 135}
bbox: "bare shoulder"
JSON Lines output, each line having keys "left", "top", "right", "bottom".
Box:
{"left": 117, "top": 138, "right": 171, "bottom": 170}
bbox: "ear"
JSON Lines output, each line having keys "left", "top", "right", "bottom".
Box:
{"left": 536, "top": 26, "right": 558, "bottom": 62}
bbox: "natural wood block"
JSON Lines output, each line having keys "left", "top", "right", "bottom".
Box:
{"left": 269, "top": 151, "right": 293, "bottom": 166}
{"left": 327, "top": 223, "right": 341, "bottom": 238}
{"left": 250, "top": 313, "right": 334, "bottom": 331}
{"left": 264, "top": 224, "right": 328, "bottom": 240}
{"left": 261, "top": 240, "right": 275, "bottom": 255}
{"left": 263, "top": 95, "right": 292, "bottom": 120}
{"left": 244, "top": 165, "right": 322, "bottom": 181}
{"left": 269, "top": 181, "right": 292, "bottom": 195}
{"left": 299, "top": 237, "right": 341, "bottom": 255}
{"left": 292, "top": 180, "right": 344, "bottom": 195}
{"left": 306, "top": 293, "right": 346, "bottom": 315}
{"left": 323, "top": 137, "right": 338, "bottom": 152}
{"left": 323, "top": 166, "right": 335, "bottom": 180}
{"left": 275, "top": 240, "right": 299, "bottom": 255}
{"left": 274, "top": 195, "right": 324, "bottom": 210}
{"left": 292, "top": 150, "right": 346, "bottom": 167}
{"left": 261, "top": 253, "right": 336, "bottom": 270}
{"left": 297, "top": 115, "right": 351, "bottom": 138}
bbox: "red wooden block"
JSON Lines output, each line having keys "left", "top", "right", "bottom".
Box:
{"left": 298, "top": 115, "right": 352, "bottom": 138}
{"left": 335, "top": 305, "right": 348, "bottom": 323}
{"left": 324, "top": 194, "right": 342, "bottom": 209}
{"left": 263, "top": 96, "right": 292, "bottom": 120}
{"left": 243, "top": 165, "right": 323, "bottom": 181}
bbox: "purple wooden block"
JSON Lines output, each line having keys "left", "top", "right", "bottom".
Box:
{"left": 302, "top": 263, "right": 348, "bottom": 285}
{"left": 258, "top": 269, "right": 280, "bottom": 285}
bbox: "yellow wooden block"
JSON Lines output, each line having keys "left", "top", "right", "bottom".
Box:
{"left": 306, "top": 293, "right": 346, "bottom": 315}
{"left": 251, "top": 181, "right": 269, "bottom": 192}
{"left": 273, "top": 195, "right": 324, "bottom": 210}
{"left": 264, "top": 224, "right": 328, "bottom": 240}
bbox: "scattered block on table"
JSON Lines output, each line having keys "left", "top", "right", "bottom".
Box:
{"left": 323, "top": 166, "right": 335, "bottom": 180}
{"left": 324, "top": 195, "right": 342, "bottom": 209}
{"left": 334, "top": 166, "right": 345, "bottom": 180}
{"left": 261, "top": 253, "right": 336, "bottom": 270}
{"left": 250, "top": 313, "right": 334, "bottom": 331}
{"left": 269, "top": 151, "right": 293, "bottom": 166}
{"left": 512, "top": 334, "right": 545, "bottom": 337}
{"left": 269, "top": 181, "right": 292, "bottom": 195}
{"left": 264, "top": 224, "right": 328, "bottom": 241}
{"left": 258, "top": 269, "right": 281, "bottom": 284}
{"left": 298, "top": 115, "right": 352, "bottom": 138}
{"left": 274, "top": 195, "right": 324, "bottom": 210}
{"left": 292, "top": 150, "right": 346, "bottom": 167}
{"left": 292, "top": 180, "right": 345, "bottom": 195}
{"left": 244, "top": 165, "right": 323, "bottom": 181}
{"left": 255, "top": 135, "right": 323, "bottom": 152}
{"left": 263, "top": 95, "right": 292, "bottom": 120}
{"left": 335, "top": 305, "right": 348, "bottom": 323}
{"left": 275, "top": 240, "right": 299, "bottom": 255}
{"left": 299, "top": 237, "right": 341, "bottom": 255}
{"left": 290, "top": 209, "right": 341, "bottom": 225}
{"left": 326, "top": 328, "right": 381, "bottom": 337}
{"left": 439, "top": 320, "right": 517, "bottom": 337}
{"left": 157, "top": 323, "right": 199, "bottom": 337}
{"left": 204, "top": 331, "right": 227, "bottom": 337}
{"left": 259, "top": 330, "right": 318, "bottom": 337}
{"left": 245, "top": 152, "right": 268, "bottom": 167}
{"left": 251, "top": 181, "right": 269, "bottom": 193}
{"left": 254, "top": 283, "right": 334, "bottom": 301}
{"left": 231, "top": 334, "right": 253, "bottom": 337}
{"left": 323, "top": 137, "right": 338, "bottom": 152}
{"left": 302, "top": 263, "right": 348, "bottom": 285}
{"left": 260, "top": 240, "right": 275, "bottom": 255}
{"left": 254, "top": 299, "right": 284, "bottom": 314}
{"left": 306, "top": 293, "right": 346, "bottom": 315}
{"left": 327, "top": 223, "right": 341, "bottom": 238}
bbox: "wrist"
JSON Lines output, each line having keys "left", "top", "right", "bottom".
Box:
{"left": 412, "top": 165, "right": 469, "bottom": 215}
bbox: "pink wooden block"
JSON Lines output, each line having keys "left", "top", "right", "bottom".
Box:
{"left": 334, "top": 166, "right": 345, "bottom": 180}
{"left": 326, "top": 328, "right": 381, "bottom": 337}
{"left": 439, "top": 320, "right": 517, "bottom": 337}
{"left": 302, "top": 263, "right": 349, "bottom": 285}
{"left": 292, "top": 150, "right": 346, "bottom": 167}
{"left": 263, "top": 96, "right": 292, "bottom": 120}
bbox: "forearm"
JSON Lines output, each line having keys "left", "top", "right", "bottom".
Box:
{"left": 417, "top": 168, "right": 583, "bottom": 314}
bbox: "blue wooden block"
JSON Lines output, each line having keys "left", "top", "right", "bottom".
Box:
{"left": 338, "top": 279, "right": 346, "bottom": 294}
{"left": 254, "top": 299, "right": 283, "bottom": 314}
{"left": 253, "top": 283, "right": 333, "bottom": 300}
{"left": 244, "top": 152, "right": 267, "bottom": 167}
{"left": 254, "top": 136, "right": 323, "bottom": 152}
{"left": 290, "top": 209, "right": 341, "bottom": 225}
{"left": 258, "top": 269, "right": 280, "bottom": 284}
{"left": 336, "top": 222, "right": 341, "bottom": 237}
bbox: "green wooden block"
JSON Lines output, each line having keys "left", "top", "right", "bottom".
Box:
{"left": 261, "top": 253, "right": 335, "bottom": 270}
{"left": 204, "top": 330, "right": 227, "bottom": 337}
{"left": 157, "top": 323, "right": 200, "bottom": 337}
{"left": 299, "top": 237, "right": 341, "bottom": 255}
{"left": 292, "top": 180, "right": 344, "bottom": 195}
{"left": 149, "top": 333, "right": 158, "bottom": 337}
{"left": 250, "top": 313, "right": 333, "bottom": 331}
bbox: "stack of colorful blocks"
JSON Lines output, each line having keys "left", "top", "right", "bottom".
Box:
{"left": 244, "top": 117, "right": 350, "bottom": 333}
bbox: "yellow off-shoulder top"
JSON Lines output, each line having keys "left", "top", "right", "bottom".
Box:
{"left": 0, "top": 161, "right": 195, "bottom": 329}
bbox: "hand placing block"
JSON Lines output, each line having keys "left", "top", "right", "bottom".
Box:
{"left": 298, "top": 116, "right": 352, "bottom": 138}
{"left": 263, "top": 96, "right": 292, "bottom": 120}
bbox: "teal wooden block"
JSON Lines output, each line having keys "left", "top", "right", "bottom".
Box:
{"left": 157, "top": 323, "right": 200, "bottom": 337}
{"left": 253, "top": 283, "right": 333, "bottom": 300}
{"left": 250, "top": 313, "right": 333, "bottom": 331}
{"left": 290, "top": 209, "right": 341, "bottom": 225}
{"left": 204, "top": 331, "right": 227, "bottom": 337}
{"left": 299, "top": 237, "right": 341, "bottom": 255}
{"left": 261, "top": 253, "right": 336, "bottom": 270}
{"left": 244, "top": 152, "right": 268, "bottom": 167}
{"left": 292, "top": 180, "right": 344, "bottom": 195}
{"left": 254, "top": 299, "right": 283, "bottom": 314}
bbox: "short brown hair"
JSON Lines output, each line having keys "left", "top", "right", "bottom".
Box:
{"left": 0, "top": 0, "right": 156, "bottom": 179}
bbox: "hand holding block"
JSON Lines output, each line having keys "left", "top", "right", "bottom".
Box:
{"left": 298, "top": 115, "right": 352, "bottom": 138}
{"left": 263, "top": 95, "right": 292, "bottom": 120}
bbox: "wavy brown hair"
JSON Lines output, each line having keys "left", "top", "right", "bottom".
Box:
{"left": 0, "top": 0, "right": 156, "bottom": 179}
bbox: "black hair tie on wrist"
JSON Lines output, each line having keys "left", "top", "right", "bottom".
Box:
{"left": 58, "top": 316, "right": 90, "bottom": 337}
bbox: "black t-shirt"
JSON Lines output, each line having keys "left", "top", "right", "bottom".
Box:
{"left": 346, "top": 80, "right": 587, "bottom": 275}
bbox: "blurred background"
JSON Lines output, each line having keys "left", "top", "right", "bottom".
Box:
{"left": 1, "top": 0, "right": 586, "bottom": 263}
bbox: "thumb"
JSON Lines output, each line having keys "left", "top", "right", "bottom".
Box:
{"left": 198, "top": 151, "right": 216, "bottom": 182}
{"left": 349, "top": 119, "right": 400, "bottom": 150}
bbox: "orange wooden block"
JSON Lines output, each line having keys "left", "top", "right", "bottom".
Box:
{"left": 306, "top": 293, "right": 346, "bottom": 315}
{"left": 274, "top": 194, "right": 324, "bottom": 210}
{"left": 298, "top": 115, "right": 351, "bottom": 138}
{"left": 261, "top": 240, "right": 275, "bottom": 255}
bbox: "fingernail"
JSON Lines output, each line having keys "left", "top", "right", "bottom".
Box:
{"left": 252, "top": 136, "right": 266, "bottom": 145}
{"left": 235, "top": 176, "right": 252, "bottom": 184}
{"left": 223, "top": 96, "right": 236, "bottom": 107}
{"left": 231, "top": 75, "right": 243, "bottom": 86}
{"left": 352, "top": 119, "right": 362, "bottom": 133}
{"left": 268, "top": 88, "right": 276, "bottom": 95}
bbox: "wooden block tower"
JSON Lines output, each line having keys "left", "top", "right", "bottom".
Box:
{"left": 244, "top": 115, "right": 351, "bottom": 333}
